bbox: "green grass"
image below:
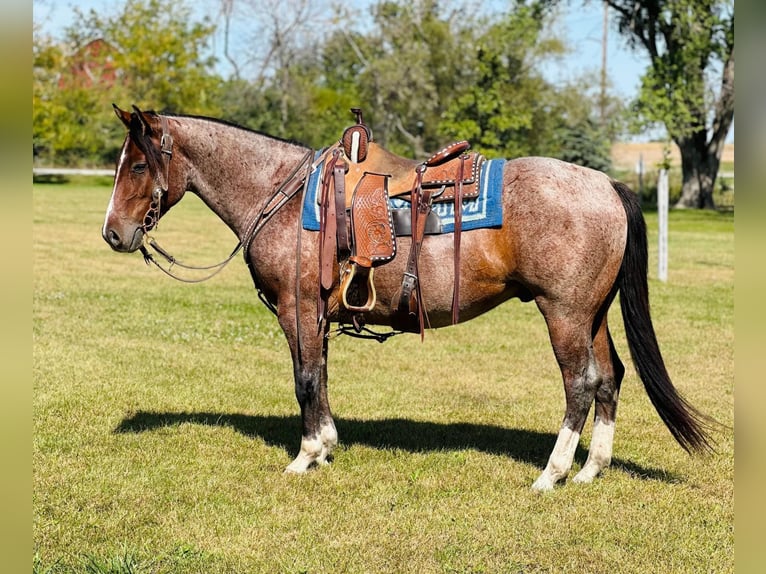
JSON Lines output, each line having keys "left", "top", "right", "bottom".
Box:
{"left": 34, "top": 182, "right": 733, "bottom": 573}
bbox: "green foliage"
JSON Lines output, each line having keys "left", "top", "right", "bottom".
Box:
{"left": 556, "top": 117, "right": 613, "bottom": 172}
{"left": 347, "top": 0, "right": 480, "bottom": 156}
{"left": 33, "top": 0, "right": 628, "bottom": 168}
{"left": 607, "top": 0, "right": 734, "bottom": 207}
{"left": 439, "top": 3, "right": 563, "bottom": 158}
{"left": 615, "top": 0, "right": 732, "bottom": 138}
{"left": 69, "top": 0, "right": 222, "bottom": 114}
{"left": 33, "top": 0, "right": 222, "bottom": 167}
{"left": 223, "top": 0, "right": 596, "bottom": 161}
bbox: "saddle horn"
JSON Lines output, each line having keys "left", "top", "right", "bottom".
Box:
{"left": 342, "top": 107, "right": 372, "bottom": 163}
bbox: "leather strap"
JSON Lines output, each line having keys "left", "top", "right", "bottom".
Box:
{"left": 318, "top": 150, "right": 340, "bottom": 323}
{"left": 452, "top": 154, "right": 466, "bottom": 324}
{"left": 334, "top": 158, "right": 350, "bottom": 258}
{"left": 398, "top": 164, "right": 431, "bottom": 338}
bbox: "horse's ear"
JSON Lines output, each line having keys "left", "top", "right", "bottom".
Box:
{"left": 131, "top": 104, "right": 154, "bottom": 137}
{"left": 113, "top": 104, "right": 132, "bottom": 128}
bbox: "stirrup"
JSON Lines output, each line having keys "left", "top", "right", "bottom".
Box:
{"left": 340, "top": 263, "right": 376, "bottom": 312}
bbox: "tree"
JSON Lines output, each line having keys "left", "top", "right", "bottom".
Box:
{"left": 342, "top": 0, "right": 480, "bottom": 157}
{"left": 33, "top": 27, "right": 67, "bottom": 164}
{"left": 322, "top": 0, "right": 568, "bottom": 160}
{"left": 70, "top": 0, "right": 222, "bottom": 114}
{"left": 439, "top": 1, "right": 567, "bottom": 159}
{"left": 33, "top": 0, "right": 222, "bottom": 166}
{"left": 544, "top": 72, "right": 625, "bottom": 171}
{"left": 215, "top": 0, "right": 334, "bottom": 142}
{"left": 606, "top": 0, "right": 734, "bottom": 209}
{"left": 556, "top": 117, "right": 613, "bottom": 172}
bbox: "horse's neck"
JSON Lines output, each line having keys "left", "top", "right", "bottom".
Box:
{"left": 176, "top": 117, "right": 310, "bottom": 237}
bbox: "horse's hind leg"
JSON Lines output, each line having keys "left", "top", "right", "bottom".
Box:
{"left": 531, "top": 310, "right": 602, "bottom": 491}
{"left": 279, "top": 305, "right": 338, "bottom": 474}
{"left": 572, "top": 322, "right": 624, "bottom": 484}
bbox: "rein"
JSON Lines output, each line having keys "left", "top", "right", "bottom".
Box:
{"left": 138, "top": 118, "right": 314, "bottom": 283}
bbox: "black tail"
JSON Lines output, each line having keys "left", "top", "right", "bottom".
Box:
{"left": 612, "top": 180, "right": 715, "bottom": 453}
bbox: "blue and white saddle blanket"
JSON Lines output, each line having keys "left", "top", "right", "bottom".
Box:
{"left": 301, "top": 155, "right": 505, "bottom": 233}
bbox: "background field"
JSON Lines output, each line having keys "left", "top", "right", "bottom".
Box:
{"left": 609, "top": 142, "right": 735, "bottom": 211}
{"left": 33, "top": 182, "right": 733, "bottom": 573}
{"left": 610, "top": 142, "right": 735, "bottom": 171}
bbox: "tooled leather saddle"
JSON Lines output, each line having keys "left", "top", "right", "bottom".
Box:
{"left": 316, "top": 108, "right": 485, "bottom": 337}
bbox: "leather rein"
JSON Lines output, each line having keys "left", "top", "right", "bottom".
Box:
{"left": 137, "top": 116, "right": 314, "bottom": 284}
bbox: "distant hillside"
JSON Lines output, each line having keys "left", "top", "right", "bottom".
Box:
{"left": 611, "top": 142, "right": 734, "bottom": 171}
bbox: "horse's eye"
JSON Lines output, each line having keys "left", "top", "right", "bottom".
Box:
{"left": 132, "top": 162, "right": 148, "bottom": 174}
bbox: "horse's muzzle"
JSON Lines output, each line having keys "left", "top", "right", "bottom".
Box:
{"left": 102, "top": 224, "right": 144, "bottom": 253}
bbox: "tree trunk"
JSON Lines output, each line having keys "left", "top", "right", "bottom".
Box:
{"left": 674, "top": 44, "right": 734, "bottom": 210}
{"left": 674, "top": 134, "right": 722, "bottom": 210}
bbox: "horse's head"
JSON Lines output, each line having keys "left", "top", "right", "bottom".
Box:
{"left": 102, "top": 105, "right": 184, "bottom": 253}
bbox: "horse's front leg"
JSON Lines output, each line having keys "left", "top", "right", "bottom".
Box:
{"left": 279, "top": 306, "right": 338, "bottom": 474}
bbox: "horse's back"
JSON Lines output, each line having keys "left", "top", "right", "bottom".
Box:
{"left": 503, "top": 156, "right": 623, "bottom": 216}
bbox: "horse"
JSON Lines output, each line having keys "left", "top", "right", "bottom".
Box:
{"left": 102, "top": 105, "right": 715, "bottom": 490}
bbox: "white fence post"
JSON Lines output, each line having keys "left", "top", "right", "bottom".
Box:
{"left": 657, "top": 169, "right": 668, "bottom": 282}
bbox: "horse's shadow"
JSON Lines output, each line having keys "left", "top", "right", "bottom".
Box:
{"left": 114, "top": 411, "right": 679, "bottom": 483}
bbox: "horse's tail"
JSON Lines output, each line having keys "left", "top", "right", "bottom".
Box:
{"left": 612, "top": 180, "right": 715, "bottom": 453}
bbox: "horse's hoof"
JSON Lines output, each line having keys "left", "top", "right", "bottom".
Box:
{"left": 284, "top": 459, "right": 314, "bottom": 474}
{"left": 571, "top": 470, "right": 596, "bottom": 484}
{"left": 530, "top": 476, "right": 556, "bottom": 492}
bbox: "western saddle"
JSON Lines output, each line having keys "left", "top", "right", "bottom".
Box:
{"left": 316, "top": 109, "right": 485, "bottom": 336}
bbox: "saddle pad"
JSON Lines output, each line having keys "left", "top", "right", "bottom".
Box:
{"left": 302, "top": 153, "right": 505, "bottom": 234}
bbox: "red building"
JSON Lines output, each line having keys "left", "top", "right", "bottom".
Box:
{"left": 59, "top": 38, "right": 118, "bottom": 89}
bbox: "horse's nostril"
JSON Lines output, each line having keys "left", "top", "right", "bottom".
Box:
{"left": 106, "top": 228, "right": 121, "bottom": 247}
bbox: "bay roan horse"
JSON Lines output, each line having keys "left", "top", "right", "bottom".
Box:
{"left": 102, "top": 105, "right": 715, "bottom": 490}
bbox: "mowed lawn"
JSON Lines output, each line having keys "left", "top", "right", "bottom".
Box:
{"left": 33, "top": 182, "right": 733, "bottom": 573}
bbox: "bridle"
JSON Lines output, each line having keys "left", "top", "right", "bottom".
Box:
{"left": 140, "top": 115, "right": 173, "bottom": 234}
{"left": 136, "top": 113, "right": 315, "bottom": 284}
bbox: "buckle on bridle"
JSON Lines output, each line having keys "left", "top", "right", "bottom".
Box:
{"left": 160, "top": 133, "right": 173, "bottom": 156}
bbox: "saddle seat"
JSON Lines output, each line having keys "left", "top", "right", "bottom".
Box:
{"left": 338, "top": 141, "right": 483, "bottom": 208}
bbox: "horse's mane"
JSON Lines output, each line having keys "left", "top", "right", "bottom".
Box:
{"left": 128, "top": 109, "right": 311, "bottom": 170}
{"left": 163, "top": 111, "right": 311, "bottom": 149}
